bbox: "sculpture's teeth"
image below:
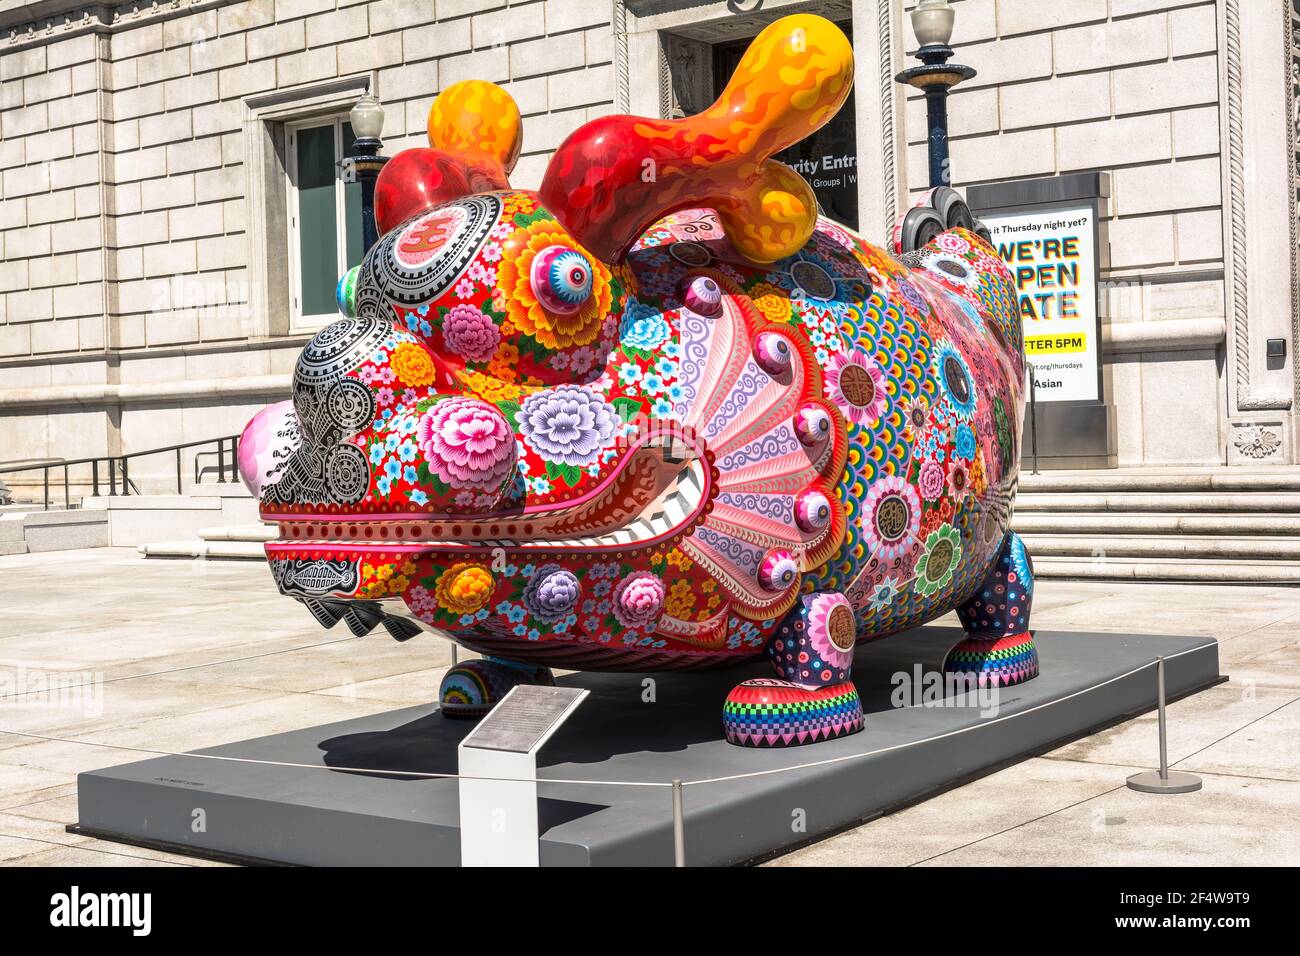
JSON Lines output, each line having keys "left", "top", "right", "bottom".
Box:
{"left": 342, "top": 602, "right": 384, "bottom": 637}
{"left": 302, "top": 598, "right": 342, "bottom": 629}
{"left": 382, "top": 617, "right": 423, "bottom": 642}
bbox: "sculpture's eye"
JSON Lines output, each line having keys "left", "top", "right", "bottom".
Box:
{"left": 755, "top": 330, "right": 793, "bottom": 375}
{"left": 795, "top": 404, "right": 832, "bottom": 446}
{"left": 531, "top": 245, "right": 593, "bottom": 314}
{"left": 795, "top": 489, "right": 832, "bottom": 532}
{"left": 759, "top": 549, "right": 799, "bottom": 592}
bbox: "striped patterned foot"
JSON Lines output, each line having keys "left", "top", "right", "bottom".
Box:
{"left": 723, "top": 679, "right": 864, "bottom": 747}
{"left": 943, "top": 632, "right": 1039, "bottom": 687}
{"left": 438, "top": 658, "right": 554, "bottom": 719}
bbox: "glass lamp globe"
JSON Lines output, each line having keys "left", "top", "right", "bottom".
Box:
{"left": 912, "top": 0, "right": 956, "bottom": 47}
{"left": 350, "top": 93, "right": 385, "bottom": 140}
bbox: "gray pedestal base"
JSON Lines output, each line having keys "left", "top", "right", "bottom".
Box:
{"left": 74, "top": 627, "right": 1221, "bottom": 866}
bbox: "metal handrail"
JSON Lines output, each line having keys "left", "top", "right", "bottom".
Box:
{"left": 0, "top": 434, "right": 240, "bottom": 511}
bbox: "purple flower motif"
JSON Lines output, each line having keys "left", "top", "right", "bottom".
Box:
{"left": 897, "top": 279, "right": 925, "bottom": 312}
{"left": 522, "top": 565, "right": 581, "bottom": 623}
{"left": 517, "top": 385, "right": 618, "bottom": 467}
{"left": 442, "top": 304, "right": 500, "bottom": 363}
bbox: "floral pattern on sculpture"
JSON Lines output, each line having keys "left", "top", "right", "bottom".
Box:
{"left": 825, "top": 348, "right": 888, "bottom": 428}
{"left": 416, "top": 396, "right": 517, "bottom": 492}
{"left": 612, "top": 572, "right": 666, "bottom": 629}
{"left": 497, "top": 216, "right": 613, "bottom": 349}
{"left": 441, "top": 303, "right": 501, "bottom": 362}
{"left": 523, "top": 566, "right": 582, "bottom": 623}
{"left": 516, "top": 385, "right": 618, "bottom": 467}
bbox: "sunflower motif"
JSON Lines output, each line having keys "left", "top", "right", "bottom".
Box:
{"left": 749, "top": 281, "right": 792, "bottom": 323}
{"left": 913, "top": 523, "right": 962, "bottom": 597}
{"left": 497, "top": 218, "right": 613, "bottom": 349}
{"left": 390, "top": 342, "right": 436, "bottom": 387}
{"left": 434, "top": 563, "right": 496, "bottom": 615}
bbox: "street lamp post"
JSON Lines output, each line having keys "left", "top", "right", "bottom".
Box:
{"left": 895, "top": 0, "right": 976, "bottom": 188}
{"left": 338, "top": 92, "right": 389, "bottom": 254}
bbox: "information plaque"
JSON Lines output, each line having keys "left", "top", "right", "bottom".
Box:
{"left": 461, "top": 685, "right": 587, "bottom": 754}
{"left": 457, "top": 683, "right": 589, "bottom": 866}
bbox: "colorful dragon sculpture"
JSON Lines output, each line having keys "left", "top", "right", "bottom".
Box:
{"left": 238, "top": 15, "right": 1036, "bottom": 748}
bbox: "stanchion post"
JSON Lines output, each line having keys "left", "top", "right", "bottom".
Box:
{"left": 1126, "top": 656, "right": 1202, "bottom": 794}
{"left": 671, "top": 778, "right": 685, "bottom": 867}
{"left": 1028, "top": 363, "right": 1040, "bottom": 476}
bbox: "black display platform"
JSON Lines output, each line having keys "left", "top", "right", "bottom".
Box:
{"left": 73, "top": 627, "right": 1221, "bottom": 866}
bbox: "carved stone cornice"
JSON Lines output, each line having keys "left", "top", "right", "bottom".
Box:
{"left": 2, "top": 0, "right": 226, "bottom": 53}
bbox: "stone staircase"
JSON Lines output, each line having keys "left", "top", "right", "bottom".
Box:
{"left": 138, "top": 520, "right": 275, "bottom": 559}
{"left": 138, "top": 467, "right": 1300, "bottom": 584}
{"left": 1015, "top": 468, "right": 1300, "bottom": 583}
{"left": 136, "top": 482, "right": 271, "bottom": 559}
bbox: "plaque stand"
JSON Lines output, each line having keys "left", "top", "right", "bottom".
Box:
{"left": 457, "top": 684, "right": 589, "bottom": 866}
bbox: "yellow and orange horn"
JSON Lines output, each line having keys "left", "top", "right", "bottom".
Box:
{"left": 539, "top": 14, "right": 853, "bottom": 263}
{"left": 427, "top": 79, "right": 523, "bottom": 190}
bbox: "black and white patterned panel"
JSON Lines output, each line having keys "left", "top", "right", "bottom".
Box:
{"left": 271, "top": 557, "right": 361, "bottom": 596}
{"left": 362, "top": 193, "right": 501, "bottom": 308}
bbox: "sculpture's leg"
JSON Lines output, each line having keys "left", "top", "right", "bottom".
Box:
{"left": 438, "top": 655, "right": 555, "bottom": 719}
{"left": 723, "top": 592, "right": 864, "bottom": 747}
{"left": 945, "top": 531, "right": 1039, "bottom": 687}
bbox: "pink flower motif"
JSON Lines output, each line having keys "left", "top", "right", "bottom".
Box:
{"left": 570, "top": 346, "right": 596, "bottom": 374}
{"left": 918, "top": 458, "right": 945, "bottom": 501}
{"left": 935, "top": 233, "right": 971, "bottom": 255}
{"left": 825, "top": 348, "right": 889, "bottom": 427}
{"left": 804, "top": 592, "right": 855, "bottom": 672}
{"left": 947, "top": 460, "right": 972, "bottom": 501}
{"left": 375, "top": 387, "right": 395, "bottom": 407}
{"left": 863, "top": 474, "right": 922, "bottom": 561}
{"left": 416, "top": 397, "right": 517, "bottom": 492}
{"left": 612, "top": 572, "right": 665, "bottom": 629}
{"left": 442, "top": 304, "right": 500, "bottom": 363}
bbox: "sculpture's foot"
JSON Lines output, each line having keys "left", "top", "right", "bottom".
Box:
{"left": 438, "top": 657, "right": 555, "bottom": 719}
{"left": 723, "top": 679, "right": 863, "bottom": 747}
{"left": 943, "top": 632, "right": 1039, "bottom": 688}
{"left": 949, "top": 530, "right": 1038, "bottom": 687}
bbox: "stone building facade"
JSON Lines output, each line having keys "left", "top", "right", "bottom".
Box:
{"left": 0, "top": 0, "right": 1296, "bottom": 490}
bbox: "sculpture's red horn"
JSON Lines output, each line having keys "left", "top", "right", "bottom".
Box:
{"left": 374, "top": 81, "right": 523, "bottom": 236}
{"left": 538, "top": 15, "right": 853, "bottom": 264}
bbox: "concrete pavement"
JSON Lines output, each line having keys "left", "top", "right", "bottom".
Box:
{"left": 0, "top": 547, "right": 1295, "bottom": 866}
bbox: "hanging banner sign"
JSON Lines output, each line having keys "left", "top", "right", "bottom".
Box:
{"left": 983, "top": 204, "right": 1100, "bottom": 402}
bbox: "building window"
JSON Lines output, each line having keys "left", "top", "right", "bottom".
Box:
{"left": 710, "top": 22, "right": 858, "bottom": 230}
{"left": 286, "top": 117, "right": 364, "bottom": 328}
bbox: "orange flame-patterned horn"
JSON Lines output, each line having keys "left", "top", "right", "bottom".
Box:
{"left": 375, "top": 81, "right": 524, "bottom": 236}
{"left": 539, "top": 14, "right": 854, "bottom": 264}
{"left": 427, "top": 79, "right": 523, "bottom": 184}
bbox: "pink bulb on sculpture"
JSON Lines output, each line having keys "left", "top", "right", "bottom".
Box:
{"left": 238, "top": 400, "right": 302, "bottom": 497}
